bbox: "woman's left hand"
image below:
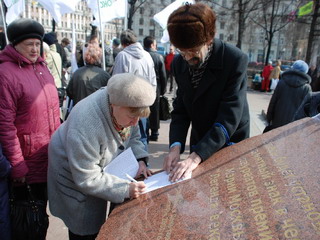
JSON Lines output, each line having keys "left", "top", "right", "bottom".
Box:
{"left": 136, "top": 161, "right": 152, "bottom": 179}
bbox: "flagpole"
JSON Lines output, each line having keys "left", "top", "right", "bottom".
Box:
{"left": 124, "top": 0, "right": 128, "bottom": 30}
{"left": 97, "top": 0, "right": 106, "bottom": 71}
{"left": 0, "top": 0, "right": 8, "bottom": 45}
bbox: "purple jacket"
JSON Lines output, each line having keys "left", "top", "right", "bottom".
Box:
{"left": 0, "top": 45, "right": 61, "bottom": 183}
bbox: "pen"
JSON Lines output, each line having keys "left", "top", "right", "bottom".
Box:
{"left": 125, "top": 173, "right": 138, "bottom": 183}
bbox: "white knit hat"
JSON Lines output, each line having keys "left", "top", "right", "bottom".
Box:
{"left": 108, "top": 73, "right": 156, "bottom": 107}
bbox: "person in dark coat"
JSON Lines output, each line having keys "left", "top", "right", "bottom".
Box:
{"left": 294, "top": 91, "right": 320, "bottom": 120}
{"left": 67, "top": 43, "right": 110, "bottom": 106}
{"left": 143, "top": 36, "right": 167, "bottom": 141}
{"left": 0, "top": 144, "right": 11, "bottom": 240}
{"left": 0, "top": 27, "right": 6, "bottom": 51}
{"left": 163, "top": 3, "right": 250, "bottom": 182}
{"left": 112, "top": 38, "right": 121, "bottom": 61}
{"left": 266, "top": 60, "right": 311, "bottom": 130}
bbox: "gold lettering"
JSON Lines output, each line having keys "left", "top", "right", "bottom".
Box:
{"left": 258, "top": 230, "right": 274, "bottom": 240}
{"left": 308, "top": 212, "right": 320, "bottom": 221}
{"left": 282, "top": 219, "right": 300, "bottom": 239}
{"left": 276, "top": 208, "right": 288, "bottom": 216}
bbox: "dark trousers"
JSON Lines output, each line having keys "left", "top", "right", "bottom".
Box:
{"left": 148, "top": 87, "right": 160, "bottom": 137}
{"left": 167, "top": 70, "right": 174, "bottom": 92}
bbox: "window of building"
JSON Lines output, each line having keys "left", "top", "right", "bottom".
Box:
{"left": 219, "top": 33, "right": 224, "bottom": 41}
{"left": 228, "top": 34, "right": 233, "bottom": 41}
{"left": 139, "top": 18, "right": 144, "bottom": 25}
{"left": 150, "top": 8, "right": 154, "bottom": 16}
{"left": 139, "top": 29, "right": 143, "bottom": 36}
{"left": 140, "top": 7, "right": 144, "bottom": 15}
{"left": 222, "top": 0, "right": 227, "bottom": 7}
{"left": 149, "top": 29, "right": 155, "bottom": 37}
{"left": 149, "top": 19, "right": 154, "bottom": 26}
{"left": 220, "top": 22, "right": 225, "bottom": 30}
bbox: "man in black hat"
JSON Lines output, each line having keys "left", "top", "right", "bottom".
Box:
{"left": 0, "top": 18, "right": 61, "bottom": 239}
{"left": 163, "top": 3, "right": 250, "bottom": 182}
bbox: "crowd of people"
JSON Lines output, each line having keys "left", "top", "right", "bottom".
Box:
{"left": 0, "top": 2, "right": 319, "bottom": 240}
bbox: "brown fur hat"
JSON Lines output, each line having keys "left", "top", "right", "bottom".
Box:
{"left": 167, "top": 3, "right": 216, "bottom": 49}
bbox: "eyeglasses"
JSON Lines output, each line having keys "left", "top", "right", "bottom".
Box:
{"left": 176, "top": 44, "right": 205, "bottom": 57}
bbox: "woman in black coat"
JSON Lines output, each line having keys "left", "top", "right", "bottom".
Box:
{"left": 266, "top": 60, "right": 311, "bottom": 130}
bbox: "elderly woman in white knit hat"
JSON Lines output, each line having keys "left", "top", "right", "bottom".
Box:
{"left": 47, "top": 73, "right": 156, "bottom": 239}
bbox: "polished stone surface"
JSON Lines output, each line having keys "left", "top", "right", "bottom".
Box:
{"left": 97, "top": 116, "right": 320, "bottom": 240}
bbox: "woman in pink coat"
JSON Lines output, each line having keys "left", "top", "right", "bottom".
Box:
{"left": 0, "top": 18, "right": 60, "bottom": 239}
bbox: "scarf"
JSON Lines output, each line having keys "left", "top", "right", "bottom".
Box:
{"left": 189, "top": 41, "right": 214, "bottom": 89}
{"left": 109, "top": 104, "right": 131, "bottom": 141}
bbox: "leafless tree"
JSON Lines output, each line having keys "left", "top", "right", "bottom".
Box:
{"left": 305, "top": 0, "right": 320, "bottom": 64}
{"left": 204, "top": 0, "right": 262, "bottom": 49}
{"left": 127, "top": 0, "right": 147, "bottom": 30}
{"left": 250, "top": 0, "right": 300, "bottom": 64}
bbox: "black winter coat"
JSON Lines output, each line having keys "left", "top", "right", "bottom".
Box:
{"left": 170, "top": 38, "right": 250, "bottom": 161}
{"left": 145, "top": 48, "right": 167, "bottom": 95}
{"left": 67, "top": 65, "right": 110, "bottom": 106}
{"left": 266, "top": 69, "right": 311, "bottom": 128}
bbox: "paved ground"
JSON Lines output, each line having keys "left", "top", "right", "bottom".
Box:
{"left": 46, "top": 89, "right": 272, "bottom": 240}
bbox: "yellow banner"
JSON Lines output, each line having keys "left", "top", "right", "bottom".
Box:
{"left": 298, "top": 1, "right": 313, "bottom": 17}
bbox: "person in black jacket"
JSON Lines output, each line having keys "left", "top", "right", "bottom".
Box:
{"left": 67, "top": 43, "right": 110, "bottom": 106}
{"left": 163, "top": 3, "right": 250, "bottom": 182}
{"left": 143, "top": 36, "right": 167, "bottom": 141}
{"left": 266, "top": 60, "right": 311, "bottom": 131}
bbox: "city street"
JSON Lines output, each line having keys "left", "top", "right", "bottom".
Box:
{"left": 46, "top": 88, "right": 272, "bottom": 240}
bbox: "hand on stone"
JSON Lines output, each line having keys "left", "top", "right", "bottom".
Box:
{"left": 129, "top": 181, "right": 146, "bottom": 199}
{"left": 168, "top": 152, "right": 201, "bottom": 182}
{"left": 163, "top": 145, "right": 180, "bottom": 174}
{"left": 136, "top": 161, "right": 153, "bottom": 179}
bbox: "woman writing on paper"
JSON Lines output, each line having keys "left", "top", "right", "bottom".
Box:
{"left": 47, "top": 73, "right": 155, "bottom": 240}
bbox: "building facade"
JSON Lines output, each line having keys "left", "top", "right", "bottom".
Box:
{"left": 1, "top": 0, "right": 318, "bottom": 64}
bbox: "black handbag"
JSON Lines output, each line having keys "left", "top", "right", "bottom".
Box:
{"left": 159, "top": 95, "right": 171, "bottom": 120}
{"left": 10, "top": 184, "right": 49, "bottom": 240}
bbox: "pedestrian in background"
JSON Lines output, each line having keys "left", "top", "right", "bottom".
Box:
{"left": 0, "top": 26, "right": 6, "bottom": 51}
{"left": 112, "top": 38, "right": 121, "bottom": 61}
{"left": 265, "top": 60, "right": 311, "bottom": 132}
{"left": 165, "top": 45, "right": 176, "bottom": 93}
{"left": 269, "top": 60, "right": 281, "bottom": 91}
{"left": 163, "top": 3, "right": 250, "bottom": 182}
{"left": 308, "top": 64, "right": 320, "bottom": 91}
{"left": 143, "top": 36, "right": 167, "bottom": 141}
{"left": 260, "top": 60, "right": 273, "bottom": 92}
{"left": 43, "top": 42, "right": 62, "bottom": 90}
{"left": 48, "top": 73, "right": 155, "bottom": 240}
{"left": 112, "top": 29, "right": 156, "bottom": 151}
{"left": 0, "top": 18, "right": 61, "bottom": 239}
{"left": 66, "top": 43, "right": 110, "bottom": 106}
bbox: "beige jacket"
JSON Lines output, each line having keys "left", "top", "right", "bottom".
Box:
{"left": 269, "top": 66, "right": 281, "bottom": 80}
{"left": 46, "top": 44, "right": 62, "bottom": 88}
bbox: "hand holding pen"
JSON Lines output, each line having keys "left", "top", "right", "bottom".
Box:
{"left": 126, "top": 174, "right": 146, "bottom": 198}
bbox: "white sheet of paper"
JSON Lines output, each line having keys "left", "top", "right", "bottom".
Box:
{"left": 143, "top": 171, "right": 191, "bottom": 193}
{"left": 103, "top": 147, "right": 139, "bottom": 180}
